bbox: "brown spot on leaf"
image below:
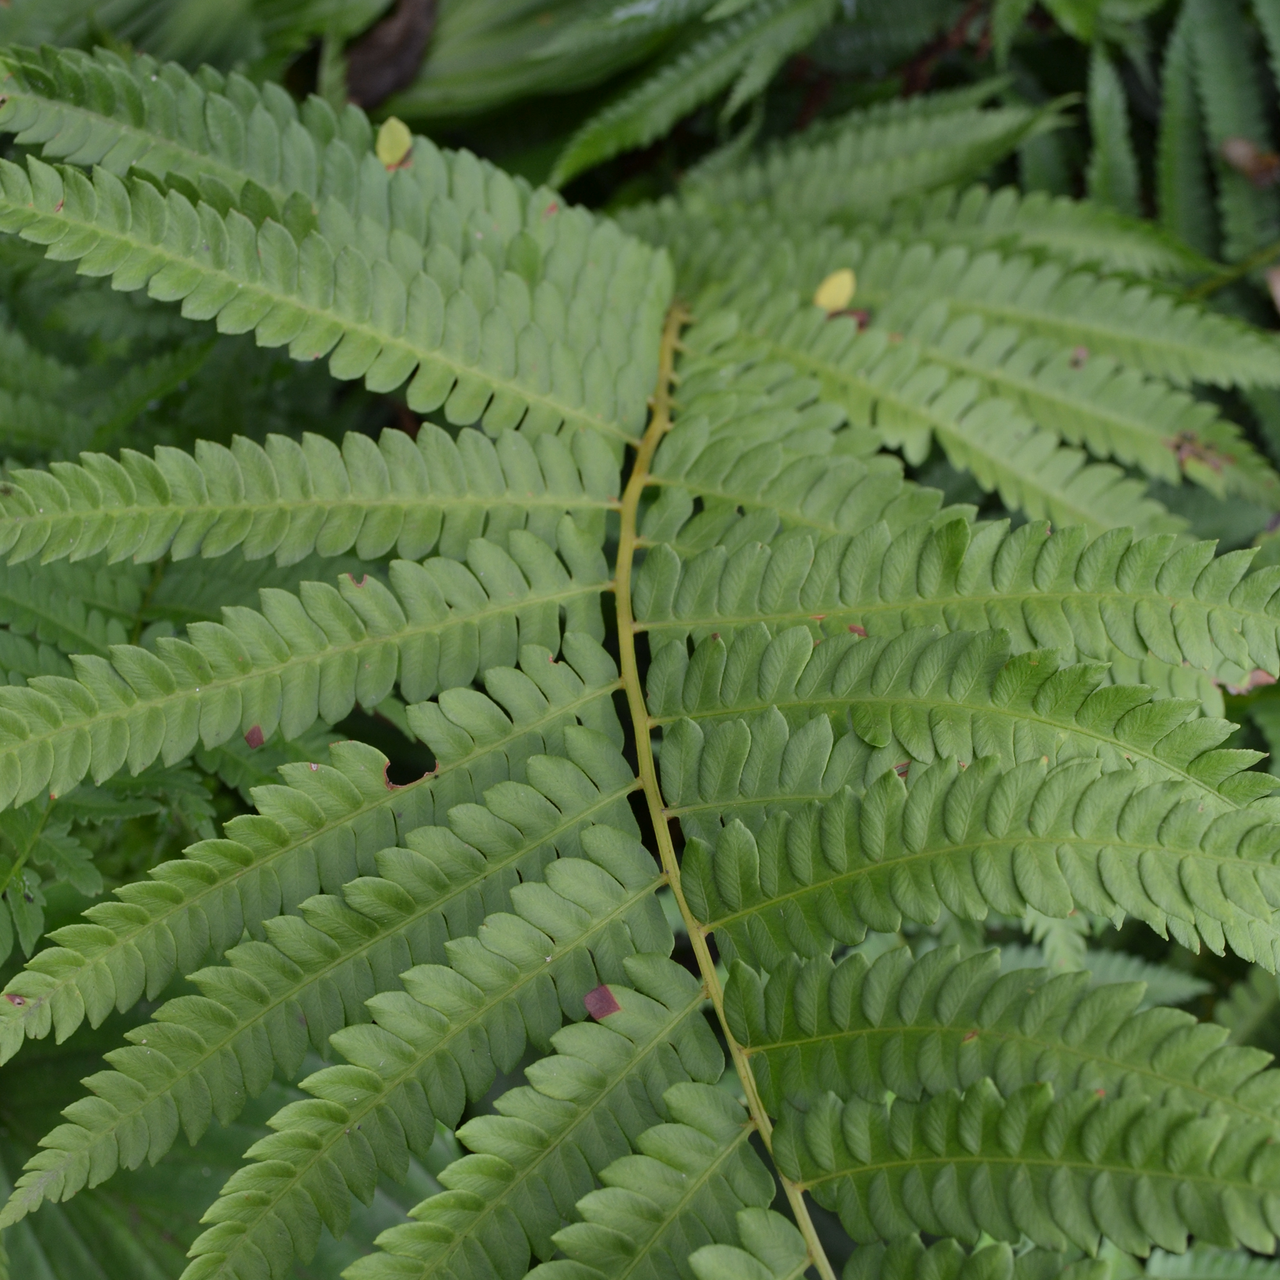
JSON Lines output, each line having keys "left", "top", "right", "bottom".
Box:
{"left": 244, "top": 725, "right": 265, "bottom": 749}
{"left": 893, "top": 761, "right": 910, "bottom": 778}
{"left": 584, "top": 985, "right": 621, "bottom": 1019}
{"left": 848, "top": 624, "right": 868, "bottom": 638}
{"left": 962, "top": 1030, "right": 978, "bottom": 1042}
{"left": 1069, "top": 346, "right": 1089, "bottom": 368}
{"left": 1222, "top": 136, "right": 1280, "bottom": 188}
{"left": 4, "top": 993, "right": 25, "bottom": 1006}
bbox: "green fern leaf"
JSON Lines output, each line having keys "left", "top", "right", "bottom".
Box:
{"left": 722, "top": 943, "right": 1276, "bottom": 1131}
{"left": 0, "top": 154, "right": 670, "bottom": 445}
{"left": 0, "top": 424, "right": 620, "bottom": 567}
{"left": 845, "top": 1235, "right": 1108, "bottom": 1280}
{"left": 689, "top": 1208, "right": 810, "bottom": 1280}
{"left": 1085, "top": 47, "right": 1141, "bottom": 218}
{"left": 0, "top": 559, "right": 145, "bottom": 658}
{"left": 634, "top": 508, "right": 1280, "bottom": 710}
{"left": 646, "top": 624, "right": 1276, "bottom": 816}
{"left": 0, "top": 520, "right": 607, "bottom": 810}
{"left": 680, "top": 84, "right": 1057, "bottom": 225}
{"left": 168, "top": 868, "right": 679, "bottom": 1280}
{"left": 523, "top": 1082, "right": 775, "bottom": 1280}
{"left": 1156, "top": 1, "right": 1219, "bottom": 259}
{"left": 774, "top": 1074, "right": 1280, "bottom": 1255}
{"left": 1147, "top": 1245, "right": 1280, "bottom": 1277}
{"left": 666, "top": 721, "right": 1280, "bottom": 968}
{"left": 673, "top": 310, "right": 1185, "bottom": 537}
{"left": 0, "top": 633, "right": 623, "bottom": 1058}
{"left": 347, "top": 957, "right": 721, "bottom": 1280}
{"left": 548, "top": 0, "right": 839, "bottom": 187}
{"left": 865, "top": 184, "right": 1212, "bottom": 277}
{"left": 1186, "top": 0, "right": 1280, "bottom": 262}
{"left": 0, "top": 796, "right": 651, "bottom": 1227}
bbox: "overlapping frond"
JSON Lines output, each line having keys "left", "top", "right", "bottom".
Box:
{"left": 670, "top": 310, "right": 1186, "bottom": 535}
{"left": 867, "top": 184, "right": 1211, "bottom": 277}
{"left": 844, "top": 1236, "right": 1106, "bottom": 1280}
{"left": 0, "top": 153, "right": 671, "bottom": 446}
{"left": 0, "top": 633, "right": 623, "bottom": 1057}
{"left": 0, "top": 520, "right": 607, "bottom": 811}
{"left": 170, "top": 835, "right": 672, "bottom": 1280}
{"left": 680, "top": 86, "right": 1057, "bottom": 223}
{"left": 646, "top": 624, "right": 1276, "bottom": 815}
{"left": 688, "top": 1208, "right": 810, "bottom": 1280}
{"left": 641, "top": 211, "right": 1280, "bottom": 389}
{"left": 0, "top": 559, "right": 144, "bottom": 657}
{"left": 663, "top": 714, "right": 1280, "bottom": 968}
{"left": 348, "top": 957, "right": 721, "bottom": 1280}
{"left": 723, "top": 942, "right": 1280, "bottom": 1129}
{"left": 0, "top": 779, "right": 649, "bottom": 1228}
{"left": 634, "top": 507, "right": 1280, "bottom": 707}
{"left": 548, "top": 0, "right": 840, "bottom": 187}
{"left": 773, "top": 1074, "right": 1280, "bottom": 1256}
{"left": 0, "top": 424, "right": 620, "bottom": 568}
{"left": 640, "top": 328, "right": 954, "bottom": 550}
{"left": 523, "top": 1082, "right": 775, "bottom": 1280}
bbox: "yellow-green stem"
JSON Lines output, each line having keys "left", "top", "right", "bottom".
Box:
{"left": 614, "top": 304, "right": 838, "bottom": 1280}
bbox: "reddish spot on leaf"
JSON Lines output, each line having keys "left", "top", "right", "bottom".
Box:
{"left": 962, "top": 1030, "right": 978, "bottom": 1042}
{"left": 543, "top": 201, "right": 560, "bottom": 217}
{"left": 348, "top": 574, "right": 369, "bottom": 588}
{"left": 1095, "top": 1088, "right": 1106, "bottom": 1098}
{"left": 4, "top": 993, "right": 25, "bottom": 1006}
{"left": 584, "top": 985, "right": 621, "bottom": 1020}
{"left": 827, "top": 307, "right": 871, "bottom": 330}
{"left": 53, "top": 199, "right": 63, "bottom": 213}
{"left": 848, "top": 624, "right": 868, "bottom": 637}
{"left": 893, "top": 761, "right": 910, "bottom": 778}
{"left": 1227, "top": 668, "right": 1278, "bottom": 695}
{"left": 244, "top": 725, "right": 265, "bottom": 749}
{"left": 1069, "top": 346, "right": 1089, "bottom": 368}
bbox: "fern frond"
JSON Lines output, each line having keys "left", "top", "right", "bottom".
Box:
{"left": 866, "top": 184, "right": 1211, "bottom": 277}
{"left": 168, "top": 851, "right": 678, "bottom": 1280}
{"left": 0, "top": 559, "right": 144, "bottom": 658}
{"left": 523, "top": 1082, "right": 775, "bottom": 1280}
{"left": 537, "top": 0, "right": 716, "bottom": 56}
{"left": 722, "top": 943, "right": 1277, "bottom": 1130}
{"left": 689, "top": 1207, "right": 810, "bottom": 1280}
{"left": 1215, "top": 966, "right": 1280, "bottom": 1047}
{"left": 665, "top": 721, "right": 1280, "bottom": 969}
{"left": 680, "top": 85, "right": 1056, "bottom": 224}
{"left": 634, "top": 510, "right": 1280, "bottom": 706}
{"left": 844, "top": 1236, "right": 1106, "bottom": 1280}
{"left": 347, "top": 956, "right": 721, "bottom": 1280}
{"left": 774, "top": 1075, "right": 1280, "bottom": 1256}
{"left": 1186, "top": 0, "right": 1280, "bottom": 261}
{"left": 0, "top": 153, "right": 671, "bottom": 445}
{"left": 0, "top": 632, "right": 623, "bottom": 1058}
{"left": 647, "top": 212, "right": 1280, "bottom": 388}
{"left": 1156, "top": 0, "right": 1218, "bottom": 258}
{"left": 1085, "top": 47, "right": 1141, "bottom": 218}
{"left": 899, "top": 305, "right": 1276, "bottom": 503}
{"left": 677, "top": 312, "right": 1184, "bottom": 536}
{"left": 0, "top": 424, "right": 620, "bottom": 568}
{"left": 645, "top": 624, "right": 1276, "bottom": 816}
{"left": 641, "top": 328, "right": 949, "bottom": 548}
{"left": 548, "top": 0, "right": 840, "bottom": 187}
{"left": 0, "top": 796, "right": 651, "bottom": 1227}
{"left": 0, "top": 520, "right": 607, "bottom": 811}
{"left": 1146, "top": 1245, "right": 1280, "bottom": 1277}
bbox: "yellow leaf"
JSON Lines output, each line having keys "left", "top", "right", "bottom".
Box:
{"left": 376, "top": 117, "right": 414, "bottom": 170}
{"left": 813, "top": 268, "right": 856, "bottom": 313}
